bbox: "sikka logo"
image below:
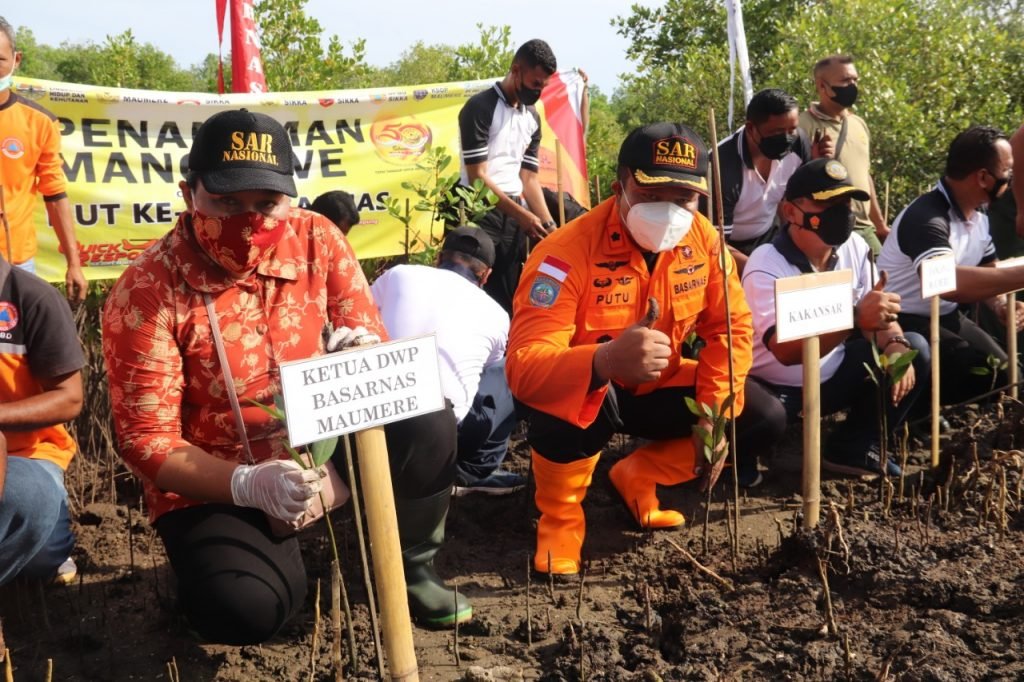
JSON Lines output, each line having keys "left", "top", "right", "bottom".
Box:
{"left": 0, "top": 302, "right": 18, "bottom": 332}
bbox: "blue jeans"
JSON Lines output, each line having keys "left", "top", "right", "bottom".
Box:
{"left": 0, "top": 457, "right": 74, "bottom": 585}
{"left": 455, "top": 360, "right": 517, "bottom": 483}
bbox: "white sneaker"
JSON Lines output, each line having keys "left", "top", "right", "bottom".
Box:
{"left": 53, "top": 557, "right": 77, "bottom": 586}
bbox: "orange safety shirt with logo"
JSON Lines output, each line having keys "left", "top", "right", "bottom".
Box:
{"left": 0, "top": 93, "right": 68, "bottom": 264}
{"left": 506, "top": 197, "right": 753, "bottom": 428}
{"left": 0, "top": 257, "right": 83, "bottom": 469}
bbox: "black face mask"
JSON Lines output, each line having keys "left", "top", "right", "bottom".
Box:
{"left": 988, "top": 173, "right": 1011, "bottom": 204}
{"left": 830, "top": 82, "right": 859, "bottom": 108}
{"left": 799, "top": 202, "right": 856, "bottom": 246}
{"left": 756, "top": 131, "right": 797, "bottom": 160}
{"left": 517, "top": 80, "right": 542, "bottom": 106}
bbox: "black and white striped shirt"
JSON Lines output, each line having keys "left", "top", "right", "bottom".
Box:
{"left": 458, "top": 83, "right": 541, "bottom": 196}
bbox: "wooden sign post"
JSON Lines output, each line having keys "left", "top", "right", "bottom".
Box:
{"left": 919, "top": 254, "right": 957, "bottom": 468}
{"left": 280, "top": 335, "right": 448, "bottom": 682}
{"left": 995, "top": 256, "right": 1024, "bottom": 399}
{"left": 775, "top": 270, "right": 854, "bottom": 529}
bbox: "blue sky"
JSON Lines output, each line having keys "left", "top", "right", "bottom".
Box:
{"left": 10, "top": 0, "right": 664, "bottom": 93}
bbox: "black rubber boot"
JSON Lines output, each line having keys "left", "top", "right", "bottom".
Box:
{"left": 395, "top": 486, "right": 472, "bottom": 628}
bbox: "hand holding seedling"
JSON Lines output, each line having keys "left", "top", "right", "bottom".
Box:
{"left": 230, "top": 459, "right": 324, "bottom": 524}
{"left": 594, "top": 297, "right": 670, "bottom": 385}
{"left": 993, "top": 298, "right": 1024, "bottom": 332}
{"left": 856, "top": 271, "right": 901, "bottom": 331}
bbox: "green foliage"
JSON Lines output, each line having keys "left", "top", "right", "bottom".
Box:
{"left": 684, "top": 394, "right": 734, "bottom": 465}
{"left": 863, "top": 344, "right": 919, "bottom": 388}
{"left": 254, "top": 0, "right": 373, "bottom": 91}
{"left": 376, "top": 24, "right": 512, "bottom": 87}
{"left": 585, "top": 87, "right": 626, "bottom": 205}
{"left": 384, "top": 146, "right": 498, "bottom": 265}
{"left": 249, "top": 397, "right": 337, "bottom": 468}
{"left": 15, "top": 28, "right": 203, "bottom": 91}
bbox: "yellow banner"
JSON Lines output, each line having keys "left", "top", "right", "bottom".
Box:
{"left": 16, "top": 75, "right": 589, "bottom": 282}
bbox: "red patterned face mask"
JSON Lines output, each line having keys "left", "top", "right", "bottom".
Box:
{"left": 191, "top": 210, "right": 286, "bottom": 277}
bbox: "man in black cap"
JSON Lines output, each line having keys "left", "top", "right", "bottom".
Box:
{"left": 741, "top": 158, "right": 929, "bottom": 479}
{"left": 370, "top": 226, "right": 521, "bottom": 495}
{"left": 505, "top": 121, "right": 780, "bottom": 575}
{"left": 103, "top": 109, "right": 469, "bottom": 644}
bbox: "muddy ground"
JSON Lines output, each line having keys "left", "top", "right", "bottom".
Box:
{"left": 3, "top": 400, "right": 1024, "bottom": 681}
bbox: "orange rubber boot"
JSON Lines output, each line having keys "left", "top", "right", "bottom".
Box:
{"left": 609, "top": 438, "right": 698, "bottom": 529}
{"left": 532, "top": 450, "right": 600, "bottom": 575}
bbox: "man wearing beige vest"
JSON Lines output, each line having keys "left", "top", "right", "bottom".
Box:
{"left": 798, "top": 54, "right": 888, "bottom": 255}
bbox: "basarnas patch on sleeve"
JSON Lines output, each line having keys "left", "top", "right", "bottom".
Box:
{"left": 529, "top": 275, "right": 561, "bottom": 308}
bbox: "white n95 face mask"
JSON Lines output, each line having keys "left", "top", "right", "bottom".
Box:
{"left": 621, "top": 195, "right": 694, "bottom": 252}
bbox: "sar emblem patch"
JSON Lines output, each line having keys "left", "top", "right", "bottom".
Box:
{"left": 529, "top": 275, "right": 561, "bottom": 308}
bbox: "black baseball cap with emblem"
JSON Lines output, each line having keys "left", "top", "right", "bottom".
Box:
{"left": 441, "top": 226, "right": 496, "bottom": 267}
{"left": 784, "top": 158, "right": 869, "bottom": 202}
{"left": 618, "top": 122, "right": 709, "bottom": 195}
{"left": 188, "top": 109, "right": 297, "bottom": 197}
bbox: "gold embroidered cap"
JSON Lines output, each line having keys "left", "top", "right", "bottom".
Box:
{"left": 618, "top": 122, "right": 709, "bottom": 195}
{"left": 785, "top": 158, "right": 869, "bottom": 202}
{"left": 188, "top": 109, "right": 297, "bottom": 197}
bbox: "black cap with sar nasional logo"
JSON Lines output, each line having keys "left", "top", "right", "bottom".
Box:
{"left": 618, "top": 122, "right": 709, "bottom": 195}
{"left": 784, "top": 158, "right": 869, "bottom": 202}
{"left": 188, "top": 109, "right": 297, "bottom": 197}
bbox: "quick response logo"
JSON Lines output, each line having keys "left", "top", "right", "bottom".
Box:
{"left": 653, "top": 136, "right": 698, "bottom": 170}
{"left": 223, "top": 132, "right": 278, "bottom": 164}
{"left": 0, "top": 302, "right": 19, "bottom": 332}
{"left": 1, "top": 137, "right": 24, "bottom": 160}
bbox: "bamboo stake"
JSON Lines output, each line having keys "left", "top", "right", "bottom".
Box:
{"left": 1007, "top": 292, "right": 1018, "bottom": 400}
{"left": 803, "top": 336, "right": 822, "bottom": 528}
{"left": 930, "top": 295, "right": 941, "bottom": 468}
{"left": 0, "top": 187, "right": 12, "bottom": 263}
{"left": 342, "top": 435, "right": 384, "bottom": 678}
{"left": 354, "top": 426, "right": 419, "bottom": 681}
{"left": 594, "top": 174, "right": 602, "bottom": 204}
{"left": 555, "top": 140, "right": 566, "bottom": 227}
{"left": 708, "top": 107, "right": 741, "bottom": 555}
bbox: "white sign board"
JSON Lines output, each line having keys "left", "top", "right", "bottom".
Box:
{"left": 278, "top": 335, "right": 446, "bottom": 447}
{"left": 919, "top": 253, "right": 957, "bottom": 298}
{"left": 775, "top": 270, "right": 854, "bottom": 343}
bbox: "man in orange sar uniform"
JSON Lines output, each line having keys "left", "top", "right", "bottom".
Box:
{"left": 506, "top": 122, "right": 784, "bottom": 575}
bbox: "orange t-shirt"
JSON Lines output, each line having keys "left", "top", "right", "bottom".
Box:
{"left": 0, "top": 92, "right": 68, "bottom": 264}
{"left": 0, "top": 258, "right": 84, "bottom": 469}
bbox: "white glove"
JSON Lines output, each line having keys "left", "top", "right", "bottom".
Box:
{"left": 230, "top": 459, "right": 323, "bottom": 524}
{"left": 326, "top": 325, "right": 381, "bottom": 352}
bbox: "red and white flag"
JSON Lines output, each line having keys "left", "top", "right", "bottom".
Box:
{"left": 539, "top": 255, "right": 572, "bottom": 283}
{"left": 216, "top": 0, "right": 268, "bottom": 94}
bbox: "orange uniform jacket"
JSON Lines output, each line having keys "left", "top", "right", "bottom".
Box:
{"left": 0, "top": 93, "right": 68, "bottom": 264}
{"left": 506, "top": 197, "right": 753, "bottom": 429}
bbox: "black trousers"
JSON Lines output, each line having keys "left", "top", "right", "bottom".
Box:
{"left": 898, "top": 311, "right": 1009, "bottom": 405}
{"left": 477, "top": 205, "right": 527, "bottom": 316}
{"left": 155, "top": 405, "right": 457, "bottom": 645}
{"left": 526, "top": 379, "right": 786, "bottom": 465}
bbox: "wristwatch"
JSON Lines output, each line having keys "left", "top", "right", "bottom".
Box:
{"left": 883, "top": 336, "right": 912, "bottom": 351}
{"left": 541, "top": 220, "right": 557, "bottom": 229}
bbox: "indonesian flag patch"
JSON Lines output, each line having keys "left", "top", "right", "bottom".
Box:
{"left": 538, "top": 255, "right": 572, "bottom": 282}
